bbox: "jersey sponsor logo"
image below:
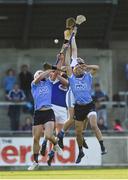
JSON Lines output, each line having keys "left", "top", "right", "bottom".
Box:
{"left": 58, "top": 84, "right": 68, "bottom": 92}
{"left": 75, "top": 82, "right": 87, "bottom": 90}
{"left": 39, "top": 86, "right": 49, "bottom": 95}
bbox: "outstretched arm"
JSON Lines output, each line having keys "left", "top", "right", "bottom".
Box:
{"left": 82, "top": 64, "right": 99, "bottom": 75}
{"left": 57, "top": 74, "right": 69, "bottom": 86}
{"left": 71, "top": 27, "right": 77, "bottom": 61}
{"left": 64, "top": 29, "right": 78, "bottom": 76}
{"left": 65, "top": 47, "right": 72, "bottom": 77}
{"left": 33, "top": 70, "right": 54, "bottom": 84}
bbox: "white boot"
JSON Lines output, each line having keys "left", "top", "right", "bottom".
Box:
{"left": 53, "top": 144, "right": 63, "bottom": 156}
{"left": 28, "top": 161, "right": 39, "bottom": 170}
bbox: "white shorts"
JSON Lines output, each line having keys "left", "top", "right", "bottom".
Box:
{"left": 52, "top": 104, "right": 68, "bottom": 124}
{"left": 66, "top": 88, "right": 75, "bottom": 108}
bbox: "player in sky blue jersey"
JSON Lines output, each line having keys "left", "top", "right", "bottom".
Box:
{"left": 59, "top": 28, "right": 107, "bottom": 163}
{"left": 28, "top": 69, "right": 62, "bottom": 170}
{"left": 66, "top": 57, "right": 107, "bottom": 163}
{"left": 57, "top": 30, "right": 88, "bottom": 150}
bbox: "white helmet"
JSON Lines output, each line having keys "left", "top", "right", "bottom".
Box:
{"left": 34, "top": 70, "right": 43, "bottom": 79}
{"left": 77, "top": 57, "right": 85, "bottom": 64}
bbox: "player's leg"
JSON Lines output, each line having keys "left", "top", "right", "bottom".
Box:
{"left": 75, "top": 120, "right": 85, "bottom": 163}
{"left": 40, "top": 136, "right": 47, "bottom": 156}
{"left": 64, "top": 107, "right": 74, "bottom": 131}
{"left": 28, "top": 125, "right": 43, "bottom": 170}
{"left": 44, "top": 121, "right": 57, "bottom": 144}
{"left": 45, "top": 121, "right": 62, "bottom": 154}
{"left": 56, "top": 123, "right": 64, "bottom": 134}
{"left": 57, "top": 107, "right": 74, "bottom": 148}
{"left": 88, "top": 112, "right": 107, "bottom": 155}
{"left": 74, "top": 104, "right": 86, "bottom": 163}
{"left": 53, "top": 104, "right": 68, "bottom": 135}
{"left": 57, "top": 88, "right": 75, "bottom": 148}
{"left": 44, "top": 121, "right": 62, "bottom": 166}
{"left": 44, "top": 122, "right": 55, "bottom": 166}
{"left": 40, "top": 109, "right": 55, "bottom": 156}
{"left": 82, "top": 119, "right": 89, "bottom": 149}
{"left": 40, "top": 105, "right": 67, "bottom": 156}
{"left": 40, "top": 121, "right": 55, "bottom": 156}
{"left": 58, "top": 106, "right": 89, "bottom": 149}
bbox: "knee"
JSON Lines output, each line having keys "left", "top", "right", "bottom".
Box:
{"left": 75, "top": 128, "right": 82, "bottom": 136}
{"left": 68, "top": 118, "right": 74, "bottom": 124}
{"left": 45, "top": 133, "right": 52, "bottom": 140}
{"left": 90, "top": 124, "right": 98, "bottom": 131}
{"left": 33, "top": 136, "right": 40, "bottom": 144}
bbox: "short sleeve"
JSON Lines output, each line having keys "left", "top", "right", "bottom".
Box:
{"left": 70, "top": 58, "right": 78, "bottom": 68}
{"left": 31, "top": 81, "right": 37, "bottom": 88}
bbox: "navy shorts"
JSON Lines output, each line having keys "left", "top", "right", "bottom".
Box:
{"left": 74, "top": 101, "right": 96, "bottom": 121}
{"left": 33, "top": 109, "right": 55, "bottom": 126}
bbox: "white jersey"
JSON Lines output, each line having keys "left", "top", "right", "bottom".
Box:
{"left": 52, "top": 104, "right": 68, "bottom": 124}
{"left": 66, "top": 57, "right": 77, "bottom": 108}
{"left": 66, "top": 87, "right": 75, "bottom": 108}
{"left": 52, "top": 79, "right": 68, "bottom": 124}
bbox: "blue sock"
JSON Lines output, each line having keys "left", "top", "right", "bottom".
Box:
{"left": 42, "top": 139, "right": 47, "bottom": 145}
{"left": 57, "top": 130, "right": 65, "bottom": 138}
{"left": 48, "top": 150, "right": 55, "bottom": 157}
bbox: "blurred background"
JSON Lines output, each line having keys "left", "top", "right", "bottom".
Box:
{"left": 0, "top": 0, "right": 128, "bottom": 168}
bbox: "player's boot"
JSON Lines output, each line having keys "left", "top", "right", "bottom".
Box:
{"left": 76, "top": 151, "right": 85, "bottom": 164}
{"left": 57, "top": 130, "right": 64, "bottom": 149}
{"left": 99, "top": 140, "right": 107, "bottom": 155}
{"left": 40, "top": 140, "right": 47, "bottom": 156}
{"left": 53, "top": 144, "right": 63, "bottom": 156}
{"left": 47, "top": 151, "right": 55, "bottom": 166}
{"left": 28, "top": 161, "right": 39, "bottom": 170}
{"left": 83, "top": 138, "right": 89, "bottom": 149}
{"left": 101, "top": 146, "right": 107, "bottom": 155}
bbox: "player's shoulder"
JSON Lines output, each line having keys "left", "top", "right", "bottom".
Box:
{"left": 53, "top": 79, "right": 59, "bottom": 84}
{"left": 31, "top": 80, "right": 39, "bottom": 87}
{"left": 85, "top": 71, "right": 93, "bottom": 78}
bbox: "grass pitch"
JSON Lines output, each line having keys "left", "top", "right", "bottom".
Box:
{"left": 0, "top": 168, "right": 128, "bottom": 179}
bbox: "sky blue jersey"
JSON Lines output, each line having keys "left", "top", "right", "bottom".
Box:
{"left": 31, "top": 78, "right": 53, "bottom": 110}
{"left": 69, "top": 72, "right": 93, "bottom": 104}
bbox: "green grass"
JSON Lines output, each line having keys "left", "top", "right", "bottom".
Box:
{"left": 0, "top": 169, "right": 128, "bottom": 179}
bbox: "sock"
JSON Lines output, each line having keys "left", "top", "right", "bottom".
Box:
{"left": 99, "top": 140, "right": 105, "bottom": 151}
{"left": 61, "top": 129, "right": 64, "bottom": 133}
{"left": 42, "top": 139, "right": 47, "bottom": 145}
{"left": 78, "top": 146, "right": 83, "bottom": 154}
{"left": 57, "top": 129, "right": 65, "bottom": 139}
{"left": 33, "top": 154, "right": 39, "bottom": 163}
{"left": 49, "top": 150, "right": 55, "bottom": 157}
